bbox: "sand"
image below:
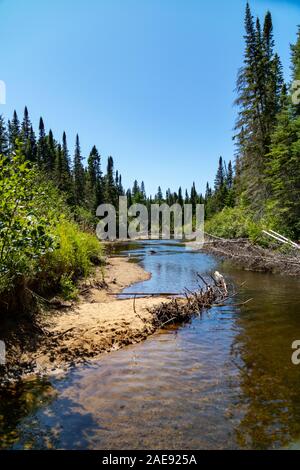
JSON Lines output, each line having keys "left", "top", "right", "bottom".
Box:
{"left": 2, "top": 257, "right": 170, "bottom": 381}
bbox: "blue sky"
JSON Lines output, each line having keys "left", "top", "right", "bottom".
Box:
{"left": 0, "top": 0, "right": 299, "bottom": 196}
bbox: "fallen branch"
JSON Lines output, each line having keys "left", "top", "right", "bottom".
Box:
{"left": 148, "top": 273, "right": 230, "bottom": 329}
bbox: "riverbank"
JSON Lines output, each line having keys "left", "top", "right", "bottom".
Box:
{"left": 0, "top": 257, "right": 171, "bottom": 384}
{"left": 188, "top": 237, "right": 300, "bottom": 276}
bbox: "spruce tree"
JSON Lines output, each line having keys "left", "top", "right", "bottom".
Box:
{"left": 73, "top": 134, "right": 85, "bottom": 206}
{"left": 37, "top": 117, "right": 48, "bottom": 168}
{"left": 156, "top": 186, "right": 163, "bottom": 203}
{"left": 178, "top": 187, "right": 183, "bottom": 206}
{"left": 85, "top": 145, "right": 102, "bottom": 211}
{"left": 21, "top": 106, "right": 31, "bottom": 141}
{"left": 46, "top": 130, "right": 57, "bottom": 173}
{"left": 117, "top": 174, "right": 124, "bottom": 197}
{"left": 104, "top": 156, "right": 117, "bottom": 206}
{"left": 28, "top": 126, "right": 37, "bottom": 163}
{"left": 8, "top": 110, "right": 20, "bottom": 151}
{"left": 234, "top": 4, "right": 283, "bottom": 208}
{"left": 0, "top": 115, "right": 8, "bottom": 156}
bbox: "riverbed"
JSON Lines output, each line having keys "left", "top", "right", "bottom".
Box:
{"left": 0, "top": 240, "right": 300, "bottom": 449}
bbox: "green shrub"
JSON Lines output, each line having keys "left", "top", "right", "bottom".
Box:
{"left": 0, "top": 151, "right": 103, "bottom": 313}
{"left": 59, "top": 273, "right": 79, "bottom": 300}
{"left": 205, "top": 206, "right": 267, "bottom": 244}
{"left": 0, "top": 153, "right": 57, "bottom": 293}
{"left": 44, "top": 219, "right": 103, "bottom": 286}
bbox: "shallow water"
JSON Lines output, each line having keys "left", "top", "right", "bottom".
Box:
{"left": 1, "top": 240, "right": 300, "bottom": 449}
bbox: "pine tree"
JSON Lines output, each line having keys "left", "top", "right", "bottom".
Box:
{"left": 156, "top": 186, "right": 163, "bottom": 203}
{"left": 46, "top": 129, "right": 56, "bottom": 173}
{"left": 104, "top": 156, "right": 117, "bottom": 206}
{"left": 184, "top": 189, "right": 189, "bottom": 204}
{"left": 266, "top": 26, "right": 300, "bottom": 238}
{"left": 117, "top": 174, "right": 124, "bottom": 197}
{"left": 73, "top": 134, "right": 85, "bottom": 206}
{"left": 37, "top": 117, "right": 48, "bottom": 168}
{"left": 190, "top": 182, "right": 198, "bottom": 212}
{"left": 85, "top": 145, "right": 102, "bottom": 211}
{"left": 227, "top": 160, "right": 233, "bottom": 189}
{"left": 126, "top": 188, "right": 132, "bottom": 206}
{"left": 62, "top": 132, "right": 71, "bottom": 175}
{"left": 20, "top": 107, "right": 36, "bottom": 162}
{"left": 214, "top": 157, "right": 225, "bottom": 192}
{"left": 28, "top": 126, "right": 37, "bottom": 163}
{"left": 141, "top": 181, "right": 146, "bottom": 200}
{"left": 178, "top": 187, "right": 183, "bottom": 206}
{"left": 234, "top": 4, "right": 283, "bottom": 208}
{"left": 54, "top": 143, "right": 63, "bottom": 189}
{"left": 213, "top": 156, "right": 228, "bottom": 212}
{"left": 266, "top": 89, "right": 300, "bottom": 236}
{"left": 8, "top": 111, "right": 20, "bottom": 151}
{"left": 0, "top": 115, "right": 8, "bottom": 156}
{"left": 21, "top": 106, "right": 31, "bottom": 141}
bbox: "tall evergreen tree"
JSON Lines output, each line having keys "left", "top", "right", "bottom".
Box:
{"left": 104, "top": 156, "right": 117, "bottom": 206}
{"left": 62, "top": 132, "right": 71, "bottom": 174}
{"left": 0, "top": 115, "right": 8, "bottom": 156}
{"left": 178, "top": 187, "right": 183, "bottom": 206}
{"left": 21, "top": 106, "right": 31, "bottom": 141}
{"left": 37, "top": 117, "right": 48, "bottom": 168}
{"left": 156, "top": 186, "right": 163, "bottom": 203}
{"left": 8, "top": 110, "right": 20, "bottom": 151}
{"left": 73, "top": 134, "right": 85, "bottom": 206}
{"left": 85, "top": 145, "right": 102, "bottom": 211}
{"left": 266, "top": 28, "right": 300, "bottom": 238}
{"left": 234, "top": 3, "right": 283, "bottom": 208}
{"left": 46, "top": 129, "right": 57, "bottom": 173}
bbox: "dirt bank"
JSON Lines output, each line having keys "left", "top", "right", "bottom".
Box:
{"left": 0, "top": 257, "right": 171, "bottom": 383}
{"left": 188, "top": 238, "right": 300, "bottom": 276}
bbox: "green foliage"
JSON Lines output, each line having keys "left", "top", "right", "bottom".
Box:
{"left": 0, "top": 151, "right": 57, "bottom": 293}
{"left": 59, "top": 273, "right": 78, "bottom": 300}
{"left": 234, "top": 4, "right": 283, "bottom": 208}
{"left": 205, "top": 206, "right": 266, "bottom": 243}
{"left": 0, "top": 147, "right": 103, "bottom": 314}
{"left": 45, "top": 219, "right": 102, "bottom": 284}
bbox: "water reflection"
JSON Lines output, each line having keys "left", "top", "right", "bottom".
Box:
{"left": 0, "top": 241, "right": 300, "bottom": 449}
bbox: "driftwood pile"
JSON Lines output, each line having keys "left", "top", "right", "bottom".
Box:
{"left": 148, "top": 272, "right": 229, "bottom": 329}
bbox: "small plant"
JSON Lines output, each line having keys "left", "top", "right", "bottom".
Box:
{"left": 59, "top": 273, "right": 78, "bottom": 300}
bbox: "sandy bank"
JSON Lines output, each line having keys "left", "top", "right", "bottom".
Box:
{"left": 1, "top": 257, "right": 170, "bottom": 382}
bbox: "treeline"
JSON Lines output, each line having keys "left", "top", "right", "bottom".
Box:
{"left": 0, "top": 109, "right": 215, "bottom": 221}
{"left": 206, "top": 2, "right": 300, "bottom": 240}
{"left": 0, "top": 109, "right": 126, "bottom": 216}
{"left": 1, "top": 105, "right": 231, "bottom": 233}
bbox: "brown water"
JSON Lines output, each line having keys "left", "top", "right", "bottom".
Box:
{"left": 0, "top": 240, "right": 300, "bottom": 449}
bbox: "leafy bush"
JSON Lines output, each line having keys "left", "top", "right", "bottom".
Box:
{"left": 205, "top": 206, "right": 266, "bottom": 243}
{"left": 43, "top": 219, "right": 103, "bottom": 288}
{"left": 0, "top": 153, "right": 57, "bottom": 293}
{"left": 0, "top": 151, "right": 103, "bottom": 313}
{"left": 59, "top": 273, "right": 78, "bottom": 300}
